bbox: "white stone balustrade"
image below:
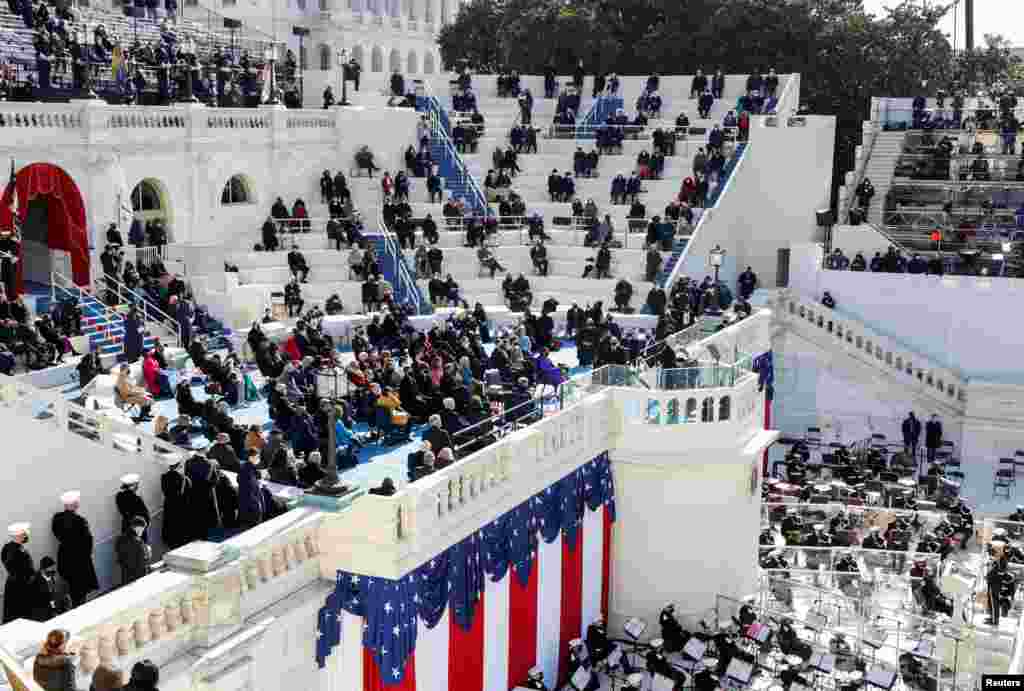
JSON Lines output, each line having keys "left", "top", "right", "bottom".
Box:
{"left": 779, "top": 290, "right": 968, "bottom": 413}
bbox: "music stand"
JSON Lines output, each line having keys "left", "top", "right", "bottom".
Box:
{"left": 809, "top": 653, "right": 835, "bottom": 675}
{"left": 744, "top": 622, "right": 773, "bottom": 646}
{"left": 683, "top": 637, "right": 707, "bottom": 662}
{"left": 569, "top": 666, "right": 592, "bottom": 691}
{"left": 724, "top": 658, "right": 754, "bottom": 687}
{"left": 623, "top": 617, "right": 647, "bottom": 641}
{"left": 865, "top": 666, "right": 897, "bottom": 691}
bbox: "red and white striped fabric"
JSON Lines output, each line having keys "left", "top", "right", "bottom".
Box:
{"left": 330, "top": 501, "right": 614, "bottom": 691}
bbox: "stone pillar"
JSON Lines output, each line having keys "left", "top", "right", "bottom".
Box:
{"left": 607, "top": 410, "right": 775, "bottom": 634}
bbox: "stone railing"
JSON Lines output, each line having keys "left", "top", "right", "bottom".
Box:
{"left": 319, "top": 389, "right": 618, "bottom": 578}
{"left": 779, "top": 290, "right": 968, "bottom": 412}
{"left": 0, "top": 508, "right": 327, "bottom": 678}
{"left": 0, "top": 101, "right": 366, "bottom": 153}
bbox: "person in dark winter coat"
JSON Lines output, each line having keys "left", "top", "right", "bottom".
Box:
{"left": 925, "top": 414, "right": 943, "bottom": 462}
{"left": 214, "top": 470, "right": 239, "bottom": 533}
{"left": 184, "top": 452, "right": 222, "bottom": 542}
{"left": 2, "top": 523, "right": 35, "bottom": 622}
{"left": 902, "top": 412, "right": 922, "bottom": 457}
{"left": 172, "top": 296, "right": 193, "bottom": 349}
{"left": 237, "top": 450, "right": 265, "bottom": 530}
{"left": 51, "top": 492, "right": 99, "bottom": 607}
{"left": 124, "top": 307, "right": 144, "bottom": 363}
{"left": 29, "top": 557, "right": 71, "bottom": 622}
{"left": 123, "top": 659, "right": 159, "bottom": 691}
{"left": 115, "top": 475, "right": 150, "bottom": 541}
{"left": 160, "top": 458, "right": 191, "bottom": 550}
{"left": 115, "top": 515, "right": 151, "bottom": 585}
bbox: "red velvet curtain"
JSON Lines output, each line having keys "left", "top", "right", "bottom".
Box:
{"left": 557, "top": 534, "right": 583, "bottom": 687}
{"left": 6, "top": 163, "right": 90, "bottom": 292}
{"left": 507, "top": 560, "right": 538, "bottom": 689}
{"left": 449, "top": 596, "right": 485, "bottom": 691}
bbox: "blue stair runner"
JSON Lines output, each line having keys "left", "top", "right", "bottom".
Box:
{"left": 367, "top": 234, "right": 431, "bottom": 314}
{"left": 657, "top": 238, "right": 691, "bottom": 289}
{"left": 577, "top": 96, "right": 623, "bottom": 139}
{"left": 416, "top": 96, "right": 488, "bottom": 216}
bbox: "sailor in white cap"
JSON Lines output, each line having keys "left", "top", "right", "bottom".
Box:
{"left": 116, "top": 474, "right": 150, "bottom": 540}
{"left": 524, "top": 667, "right": 547, "bottom": 691}
{"left": 160, "top": 453, "right": 192, "bottom": 550}
{"left": 52, "top": 490, "right": 99, "bottom": 607}
{"left": 1, "top": 522, "right": 34, "bottom": 622}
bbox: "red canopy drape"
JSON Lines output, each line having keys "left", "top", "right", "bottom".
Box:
{"left": 0, "top": 163, "right": 90, "bottom": 293}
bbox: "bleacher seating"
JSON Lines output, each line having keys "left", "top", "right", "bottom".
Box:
{"left": 0, "top": 0, "right": 276, "bottom": 103}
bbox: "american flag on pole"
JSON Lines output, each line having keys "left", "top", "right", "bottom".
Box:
{"left": 1, "top": 160, "right": 19, "bottom": 235}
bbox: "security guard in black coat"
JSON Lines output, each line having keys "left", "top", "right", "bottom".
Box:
{"left": 646, "top": 638, "right": 682, "bottom": 683}
{"left": 585, "top": 617, "right": 613, "bottom": 667}
{"left": 659, "top": 603, "right": 686, "bottom": 653}
{"left": 2, "top": 523, "right": 35, "bottom": 623}
{"left": 567, "top": 639, "right": 599, "bottom": 691}
{"left": 115, "top": 474, "right": 151, "bottom": 541}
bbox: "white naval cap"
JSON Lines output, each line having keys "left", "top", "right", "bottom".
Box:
{"left": 120, "top": 474, "right": 141, "bottom": 487}
{"left": 7, "top": 523, "right": 29, "bottom": 537}
{"left": 60, "top": 490, "right": 81, "bottom": 505}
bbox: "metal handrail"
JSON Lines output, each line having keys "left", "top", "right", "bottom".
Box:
{"left": 50, "top": 269, "right": 123, "bottom": 333}
{"left": 420, "top": 82, "right": 490, "bottom": 215}
{"left": 376, "top": 202, "right": 427, "bottom": 315}
{"left": 101, "top": 272, "right": 181, "bottom": 348}
{"left": 662, "top": 141, "right": 751, "bottom": 292}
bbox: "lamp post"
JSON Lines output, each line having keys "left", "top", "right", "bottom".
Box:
{"left": 292, "top": 26, "right": 310, "bottom": 105}
{"left": 180, "top": 36, "right": 198, "bottom": 102}
{"left": 709, "top": 244, "right": 726, "bottom": 314}
{"left": 264, "top": 43, "right": 281, "bottom": 105}
{"left": 337, "top": 47, "right": 350, "bottom": 106}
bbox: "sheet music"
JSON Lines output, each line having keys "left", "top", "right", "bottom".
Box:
{"left": 683, "top": 637, "right": 707, "bottom": 660}
{"left": 623, "top": 617, "right": 646, "bottom": 639}
{"left": 570, "top": 667, "right": 591, "bottom": 691}
{"left": 652, "top": 674, "right": 675, "bottom": 691}
{"left": 912, "top": 640, "right": 934, "bottom": 659}
{"left": 725, "top": 658, "right": 753, "bottom": 684}
{"left": 865, "top": 667, "right": 896, "bottom": 690}
{"left": 809, "top": 653, "right": 835, "bottom": 674}
{"left": 606, "top": 647, "right": 622, "bottom": 668}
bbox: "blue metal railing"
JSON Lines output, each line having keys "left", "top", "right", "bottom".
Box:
{"left": 416, "top": 88, "right": 490, "bottom": 216}
{"left": 375, "top": 205, "right": 431, "bottom": 315}
{"left": 577, "top": 96, "right": 623, "bottom": 137}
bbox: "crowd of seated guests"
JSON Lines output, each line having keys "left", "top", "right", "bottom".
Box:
{"left": 452, "top": 119, "right": 481, "bottom": 153}
{"left": 827, "top": 246, "right": 946, "bottom": 275}
{"left": 553, "top": 85, "right": 582, "bottom": 129}
{"left": 341, "top": 307, "right": 567, "bottom": 468}
{"left": 507, "top": 124, "right": 539, "bottom": 154}
{"left": 573, "top": 147, "right": 601, "bottom": 178}
{"left": 636, "top": 75, "right": 662, "bottom": 118}
{"left": 496, "top": 70, "right": 521, "bottom": 98}
{"left": 609, "top": 172, "right": 643, "bottom": 205}
{"left": 0, "top": 289, "right": 79, "bottom": 373}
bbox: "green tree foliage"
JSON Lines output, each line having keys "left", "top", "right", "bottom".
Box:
{"left": 438, "top": 0, "right": 1015, "bottom": 207}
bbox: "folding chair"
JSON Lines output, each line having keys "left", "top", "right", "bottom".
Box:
{"left": 998, "top": 458, "right": 1017, "bottom": 487}
{"left": 995, "top": 469, "right": 1014, "bottom": 500}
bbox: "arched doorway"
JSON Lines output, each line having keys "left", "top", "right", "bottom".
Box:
{"left": 2, "top": 163, "right": 89, "bottom": 293}
{"left": 424, "top": 52, "right": 435, "bottom": 74}
{"left": 371, "top": 45, "right": 383, "bottom": 73}
{"left": 389, "top": 48, "right": 401, "bottom": 73}
{"left": 129, "top": 178, "right": 173, "bottom": 245}
{"left": 407, "top": 50, "right": 418, "bottom": 74}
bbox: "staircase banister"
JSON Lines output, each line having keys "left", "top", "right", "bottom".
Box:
{"left": 102, "top": 272, "right": 181, "bottom": 347}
